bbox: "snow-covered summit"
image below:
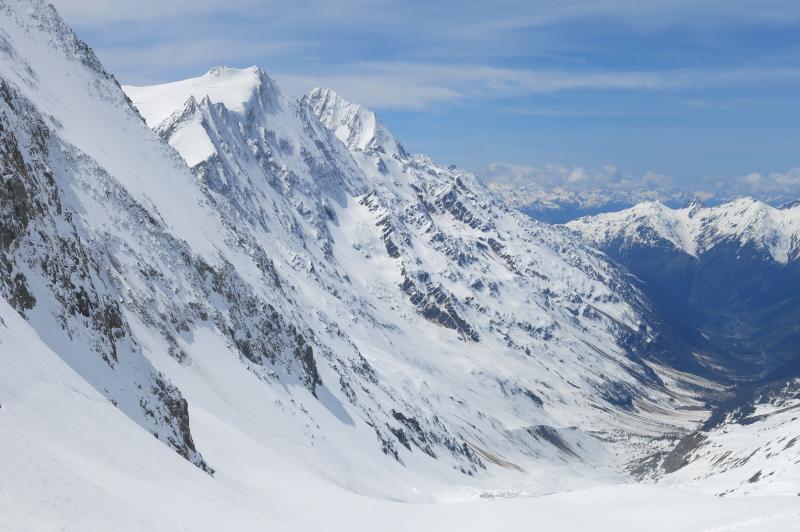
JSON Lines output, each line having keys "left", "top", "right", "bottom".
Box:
{"left": 568, "top": 197, "right": 800, "bottom": 263}
{"left": 125, "top": 66, "right": 280, "bottom": 128}
{"left": 126, "top": 65, "right": 363, "bottom": 201}
{"left": 305, "top": 87, "right": 405, "bottom": 157}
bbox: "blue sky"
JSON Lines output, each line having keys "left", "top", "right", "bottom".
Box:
{"left": 52, "top": 0, "right": 800, "bottom": 199}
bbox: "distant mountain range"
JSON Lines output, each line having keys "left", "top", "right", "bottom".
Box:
{"left": 487, "top": 180, "right": 798, "bottom": 224}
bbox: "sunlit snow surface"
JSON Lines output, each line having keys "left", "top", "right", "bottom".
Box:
{"left": 2, "top": 300, "right": 799, "bottom": 532}
{"left": 657, "top": 379, "right": 800, "bottom": 497}
{"left": 126, "top": 66, "right": 265, "bottom": 126}
{"left": 0, "top": 1, "right": 799, "bottom": 530}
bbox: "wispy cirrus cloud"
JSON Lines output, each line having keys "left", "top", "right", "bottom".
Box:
{"left": 277, "top": 63, "right": 800, "bottom": 109}
{"left": 49, "top": 0, "right": 263, "bottom": 23}
{"left": 102, "top": 39, "right": 314, "bottom": 86}
{"left": 52, "top": 0, "right": 800, "bottom": 90}
{"left": 48, "top": 0, "right": 800, "bottom": 190}
{"left": 50, "top": 0, "right": 800, "bottom": 29}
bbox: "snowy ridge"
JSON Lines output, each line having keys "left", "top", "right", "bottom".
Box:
{"left": 4, "top": 291, "right": 799, "bottom": 530}
{"left": 306, "top": 87, "right": 405, "bottom": 156}
{"left": 566, "top": 197, "right": 800, "bottom": 375}
{"left": 568, "top": 198, "right": 800, "bottom": 264}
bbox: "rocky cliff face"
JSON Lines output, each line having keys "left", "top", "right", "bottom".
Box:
{"left": 0, "top": 39, "right": 208, "bottom": 470}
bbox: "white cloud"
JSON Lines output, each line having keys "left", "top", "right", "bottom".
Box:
{"left": 483, "top": 162, "right": 669, "bottom": 190}
{"left": 95, "top": 39, "right": 311, "bottom": 85}
{"left": 275, "top": 62, "right": 800, "bottom": 110}
{"left": 49, "top": 0, "right": 262, "bottom": 23}
{"left": 483, "top": 162, "right": 800, "bottom": 208}
{"left": 481, "top": 162, "right": 680, "bottom": 207}
{"left": 50, "top": 0, "right": 800, "bottom": 104}
{"left": 50, "top": 0, "right": 800, "bottom": 28}
{"left": 704, "top": 167, "right": 800, "bottom": 202}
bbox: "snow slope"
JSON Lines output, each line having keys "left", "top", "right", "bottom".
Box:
{"left": 656, "top": 377, "right": 800, "bottom": 497}
{"left": 0, "top": 0, "right": 218, "bottom": 467}
{"left": 3, "top": 296, "right": 800, "bottom": 531}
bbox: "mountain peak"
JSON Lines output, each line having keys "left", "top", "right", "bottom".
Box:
{"left": 125, "top": 65, "right": 279, "bottom": 128}
{"left": 684, "top": 198, "right": 705, "bottom": 209}
{"left": 684, "top": 198, "right": 705, "bottom": 218}
{"left": 206, "top": 65, "right": 261, "bottom": 77}
{"left": 306, "top": 87, "right": 405, "bottom": 157}
{"left": 729, "top": 195, "right": 760, "bottom": 206}
{"left": 630, "top": 200, "right": 670, "bottom": 216}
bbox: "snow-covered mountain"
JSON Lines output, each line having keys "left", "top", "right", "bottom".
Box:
{"left": 1, "top": 0, "right": 712, "bottom": 497}
{"left": 568, "top": 198, "right": 800, "bottom": 264}
{"left": 123, "top": 63, "right": 723, "bottom": 482}
{"left": 486, "top": 181, "right": 684, "bottom": 224}
{"left": 567, "top": 199, "right": 800, "bottom": 376}
{"left": 2, "top": 1, "right": 799, "bottom": 529}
